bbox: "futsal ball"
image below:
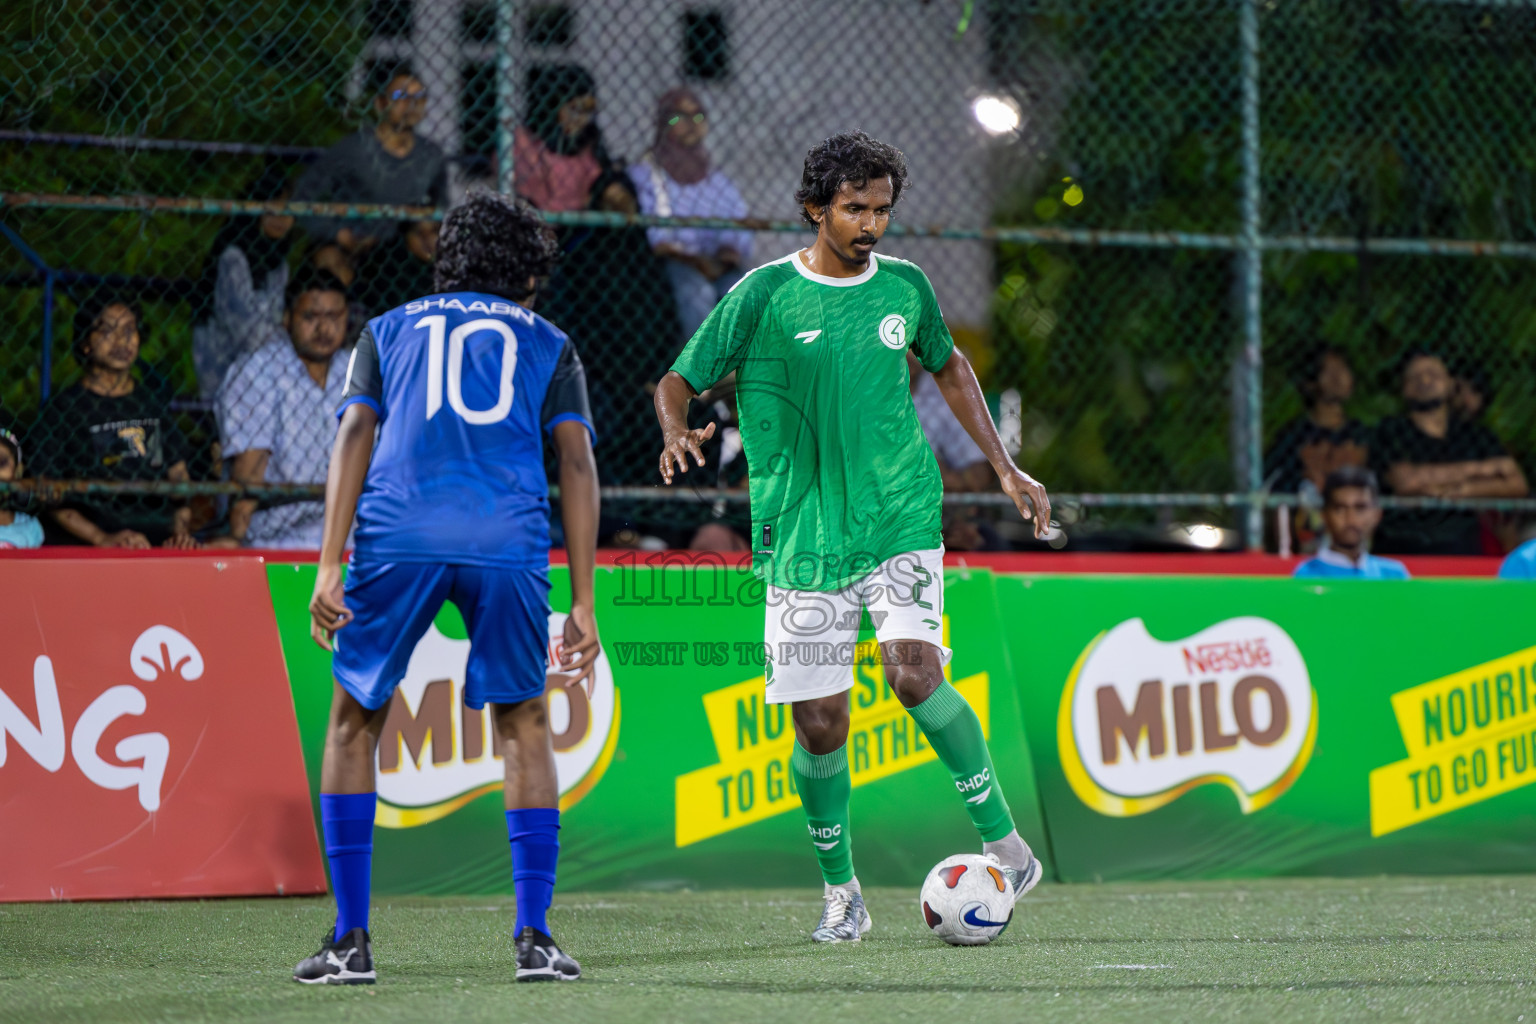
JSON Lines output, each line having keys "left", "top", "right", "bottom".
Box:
{"left": 919, "top": 853, "right": 1016, "bottom": 946}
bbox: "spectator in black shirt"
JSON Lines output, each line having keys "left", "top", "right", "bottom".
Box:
{"left": 1372, "top": 350, "right": 1527, "bottom": 554}
{"left": 1264, "top": 346, "right": 1371, "bottom": 498}
{"left": 354, "top": 218, "right": 439, "bottom": 315}
{"left": 30, "top": 295, "right": 197, "bottom": 548}
{"left": 1452, "top": 359, "right": 1490, "bottom": 426}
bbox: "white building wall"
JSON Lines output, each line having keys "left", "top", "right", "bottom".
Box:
{"left": 403, "top": 0, "right": 1002, "bottom": 328}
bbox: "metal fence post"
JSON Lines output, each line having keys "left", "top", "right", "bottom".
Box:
{"left": 495, "top": 0, "right": 516, "bottom": 195}
{"left": 1238, "top": 0, "right": 1264, "bottom": 550}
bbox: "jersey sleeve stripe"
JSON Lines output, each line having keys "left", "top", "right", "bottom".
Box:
{"left": 336, "top": 394, "right": 382, "bottom": 420}
{"left": 672, "top": 365, "right": 713, "bottom": 395}
{"left": 544, "top": 411, "right": 595, "bottom": 441}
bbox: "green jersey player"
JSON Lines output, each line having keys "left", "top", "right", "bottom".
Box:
{"left": 654, "top": 131, "right": 1053, "bottom": 943}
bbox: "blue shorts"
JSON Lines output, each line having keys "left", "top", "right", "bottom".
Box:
{"left": 331, "top": 560, "right": 551, "bottom": 711}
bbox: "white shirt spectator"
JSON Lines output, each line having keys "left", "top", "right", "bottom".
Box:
{"left": 911, "top": 372, "right": 986, "bottom": 471}
{"left": 193, "top": 246, "right": 289, "bottom": 398}
{"left": 629, "top": 159, "right": 753, "bottom": 263}
{"left": 218, "top": 335, "right": 349, "bottom": 548}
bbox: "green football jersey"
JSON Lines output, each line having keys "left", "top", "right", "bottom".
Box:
{"left": 671, "top": 251, "right": 956, "bottom": 592}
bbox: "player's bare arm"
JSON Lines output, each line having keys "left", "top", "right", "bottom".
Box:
{"left": 931, "top": 348, "right": 1052, "bottom": 538}
{"left": 553, "top": 418, "right": 602, "bottom": 690}
{"left": 309, "top": 403, "right": 377, "bottom": 651}
{"left": 654, "top": 370, "right": 717, "bottom": 484}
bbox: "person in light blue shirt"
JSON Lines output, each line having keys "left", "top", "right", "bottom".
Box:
{"left": 0, "top": 426, "right": 44, "bottom": 549}
{"left": 1294, "top": 466, "right": 1411, "bottom": 579}
{"left": 1498, "top": 538, "right": 1536, "bottom": 579}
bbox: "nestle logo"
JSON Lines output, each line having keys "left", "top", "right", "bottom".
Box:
{"left": 1182, "top": 638, "right": 1272, "bottom": 675}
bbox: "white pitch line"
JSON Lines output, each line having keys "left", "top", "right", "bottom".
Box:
{"left": 1089, "top": 964, "right": 1175, "bottom": 970}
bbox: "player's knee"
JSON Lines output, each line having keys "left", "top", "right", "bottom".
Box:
{"left": 885, "top": 659, "right": 941, "bottom": 708}
{"left": 330, "top": 714, "right": 376, "bottom": 751}
{"left": 328, "top": 688, "right": 384, "bottom": 749}
{"left": 493, "top": 695, "right": 548, "bottom": 735}
{"left": 792, "top": 700, "right": 849, "bottom": 751}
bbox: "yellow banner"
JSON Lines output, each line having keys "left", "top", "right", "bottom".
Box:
{"left": 1388, "top": 644, "right": 1536, "bottom": 758}
{"left": 1370, "top": 645, "right": 1536, "bottom": 835}
{"left": 675, "top": 633, "right": 989, "bottom": 847}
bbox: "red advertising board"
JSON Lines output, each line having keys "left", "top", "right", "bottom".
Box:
{"left": 0, "top": 558, "right": 325, "bottom": 901}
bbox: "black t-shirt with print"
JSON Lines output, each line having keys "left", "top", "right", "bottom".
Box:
{"left": 1371, "top": 414, "right": 1506, "bottom": 555}
{"left": 29, "top": 383, "right": 191, "bottom": 541}
{"left": 1263, "top": 415, "right": 1373, "bottom": 494}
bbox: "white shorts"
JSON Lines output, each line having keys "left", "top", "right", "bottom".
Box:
{"left": 763, "top": 547, "right": 952, "bottom": 704}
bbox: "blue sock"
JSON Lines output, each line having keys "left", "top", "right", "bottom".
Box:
{"left": 507, "top": 808, "right": 560, "bottom": 935}
{"left": 320, "top": 792, "right": 376, "bottom": 943}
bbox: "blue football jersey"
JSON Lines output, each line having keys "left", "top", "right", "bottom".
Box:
{"left": 337, "top": 291, "right": 594, "bottom": 568}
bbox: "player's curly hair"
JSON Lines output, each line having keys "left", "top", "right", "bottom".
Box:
{"left": 794, "top": 130, "right": 909, "bottom": 227}
{"left": 434, "top": 190, "right": 562, "bottom": 302}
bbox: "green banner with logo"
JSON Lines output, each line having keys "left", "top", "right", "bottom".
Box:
{"left": 267, "top": 562, "right": 1048, "bottom": 895}
{"left": 998, "top": 576, "right": 1536, "bottom": 881}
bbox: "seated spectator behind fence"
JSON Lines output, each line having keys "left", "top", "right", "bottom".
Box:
{"left": 514, "top": 64, "right": 624, "bottom": 213}
{"left": 629, "top": 88, "right": 752, "bottom": 340}
{"left": 30, "top": 296, "right": 197, "bottom": 548}
{"left": 191, "top": 160, "right": 299, "bottom": 398}
{"left": 0, "top": 426, "right": 42, "bottom": 549}
{"left": 354, "top": 218, "right": 439, "bottom": 315}
{"left": 1452, "top": 358, "right": 1490, "bottom": 426}
{"left": 213, "top": 269, "right": 351, "bottom": 549}
{"left": 1372, "top": 350, "right": 1528, "bottom": 555}
{"left": 1498, "top": 537, "right": 1536, "bottom": 579}
{"left": 294, "top": 70, "right": 446, "bottom": 259}
{"left": 524, "top": 65, "right": 679, "bottom": 485}
{"left": 1293, "top": 467, "right": 1409, "bottom": 579}
{"left": 1264, "top": 346, "right": 1370, "bottom": 497}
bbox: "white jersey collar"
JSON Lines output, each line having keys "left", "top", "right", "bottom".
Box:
{"left": 1313, "top": 539, "right": 1367, "bottom": 570}
{"left": 792, "top": 249, "right": 880, "bottom": 287}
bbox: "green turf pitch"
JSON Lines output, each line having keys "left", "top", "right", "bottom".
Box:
{"left": 2, "top": 877, "right": 1533, "bottom": 1024}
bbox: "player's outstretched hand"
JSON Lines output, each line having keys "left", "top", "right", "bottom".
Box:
{"left": 559, "top": 602, "right": 602, "bottom": 694}
{"left": 658, "top": 422, "right": 717, "bottom": 484}
{"left": 309, "top": 562, "right": 352, "bottom": 652}
{"left": 999, "top": 467, "right": 1052, "bottom": 540}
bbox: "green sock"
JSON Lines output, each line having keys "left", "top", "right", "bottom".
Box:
{"left": 908, "top": 681, "right": 1016, "bottom": 842}
{"left": 791, "top": 742, "right": 854, "bottom": 885}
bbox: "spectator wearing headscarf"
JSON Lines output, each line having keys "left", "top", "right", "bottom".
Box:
{"left": 191, "top": 160, "right": 298, "bottom": 398}
{"left": 629, "top": 87, "right": 752, "bottom": 339}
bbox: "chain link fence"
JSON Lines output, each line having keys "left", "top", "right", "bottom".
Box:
{"left": 2, "top": 0, "right": 1533, "bottom": 552}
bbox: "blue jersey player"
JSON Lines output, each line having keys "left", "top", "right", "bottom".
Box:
{"left": 294, "top": 192, "right": 600, "bottom": 985}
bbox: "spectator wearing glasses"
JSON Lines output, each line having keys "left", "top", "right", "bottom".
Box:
{"left": 513, "top": 64, "right": 628, "bottom": 214}
{"left": 212, "top": 268, "right": 352, "bottom": 549}
{"left": 630, "top": 87, "right": 752, "bottom": 339}
{"left": 1293, "top": 467, "right": 1410, "bottom": 579}
{"left": 293, "top": 70, "right": 447, "bottom": 258}
{"left": 29, "top": 295, "right": 197, "bottom": 548}
{"left": 0, "top": 426, "right": 43, "bottom": 549}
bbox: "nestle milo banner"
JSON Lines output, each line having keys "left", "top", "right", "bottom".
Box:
{"left": 1001, "top": 576, "right": 1536, "bottom": 881}
{"left": 267, "top": 562, "right": 1048, "bottom": 894}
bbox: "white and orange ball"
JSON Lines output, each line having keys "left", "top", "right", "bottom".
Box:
{"left": 919, "top": 853, "right": 1016, "bottom": 946}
